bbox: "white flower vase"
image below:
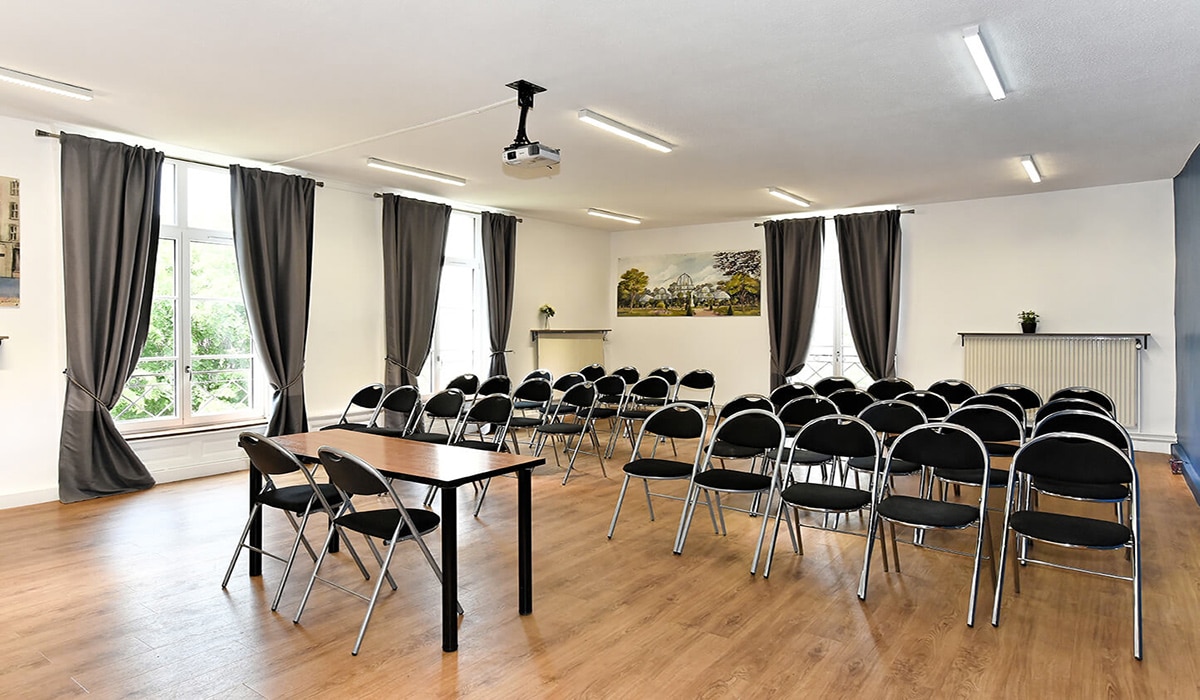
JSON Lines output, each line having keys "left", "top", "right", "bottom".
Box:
{"left": 542, "top": 315, "right": 551, "bottom": 330}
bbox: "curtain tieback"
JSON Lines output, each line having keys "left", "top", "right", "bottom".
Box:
{"left": 272, "top": 367, "right": 305, "bottom": 393}
{"left": 62, "top": 369, "right": 107, "bottom": 407}
{"left": 386, "top": 356, "right": 420, "bottom": 375}
{"left": 489, "top": 349, "right": 512, "bottom": 356}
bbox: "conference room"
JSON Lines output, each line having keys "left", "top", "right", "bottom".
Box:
{"left": 2, "top": 2, "right": 1199, "bottom": 697}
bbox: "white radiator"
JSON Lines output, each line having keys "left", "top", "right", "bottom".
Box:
{"left": 962, "top": 334, "right": 1143, "bottom": 429}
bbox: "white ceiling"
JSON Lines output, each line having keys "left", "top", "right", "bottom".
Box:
{"left": 3, "top": 1, "right": 1199, "bottom": 229}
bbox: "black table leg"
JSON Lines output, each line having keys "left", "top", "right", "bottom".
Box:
{"left": 249, "top": 467, "right": 262, "bottom": 577}
{"left": 440, "top": 485, "right": 458, "bottom": 652}
{"left": 518, "top": 467, "right": 533, "bottom": 615}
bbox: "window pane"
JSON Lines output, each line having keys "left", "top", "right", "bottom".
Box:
{"left": 186, "top": 167, "right": 232, "bottom": 232}
{"left": 190, "top": 241, "right": 241, "bottom": 300}
{"left": 114, "top": 359, "right": 177, "bottom": 420}
{"left": 444, "top": 213, "right": 475, "bottom": 259}
{"left": 191, "top": 300, "right": 252, "bottom": 355}
{"left": 153, "top": 238, "right": 175, "bottom": 297}
{"left": 160, "top": 162, "right": 177, "bottom": 226}
{"left": 143, "top": 299, "right": 176, "bottom": 358}
{"left": 191, "top": 357, "right": 253, "bottom": 415}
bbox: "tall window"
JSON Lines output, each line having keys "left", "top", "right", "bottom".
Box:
{"left": 113, "top": 161, "right": 263, "bottom": 429}
{"left": 420, "top": 211, "right": 490, "bottom": 392}
{"left": 791, "top": 220, "right": 869, "bottom": 387}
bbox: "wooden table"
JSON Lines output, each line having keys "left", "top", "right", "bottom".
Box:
{"left": 260, "top": 429, "right": 545, "bottom": 652}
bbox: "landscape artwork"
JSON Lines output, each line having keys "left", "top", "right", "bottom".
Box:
{"left": 616, "top": 249, "right": 761, "bottom": 317}
{"left": 0, "top": 176, "right": 19, "bottom": 307}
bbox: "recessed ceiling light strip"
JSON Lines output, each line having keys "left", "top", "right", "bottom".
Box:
{"left": 1020, "top": 155, "right": 1042, "bottom": 183}
{"left": 767, "top": 187, "right": 812, "bottom": 208}
{"left": 578, "top": 109, "right": 673, "bottom": 153}
{"left": 962, "top": 25, "right": 1006, "bottom": 100}
{"left": 366, "top": 157, "right": 467, "bottom": 186}
{"left": 587, "top": 208, "right": 641, "bottom": 224}
{"left": 0, "top": 65, "right": 92, "bottom": 101}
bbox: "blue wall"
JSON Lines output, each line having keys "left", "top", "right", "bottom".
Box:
{"left": 1175, "top": 143, "right": 1200, "bottom": 503}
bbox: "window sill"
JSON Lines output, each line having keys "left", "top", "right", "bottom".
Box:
{"left": 123, "top": 418, "right": 268, "bottom": 442}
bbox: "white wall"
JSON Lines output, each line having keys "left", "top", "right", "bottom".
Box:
{"left": 899, "top": 180, "right": 1176, "bottom": 450}
{"left": 608, "top": 222, "right": 769, "bottom": 404}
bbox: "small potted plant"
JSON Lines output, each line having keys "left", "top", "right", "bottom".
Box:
{"left": 1018, "top": 310, "right": 1039, "bottom": 334}
{"left": 539, "top": 303, "right": 556, "bottom": 329}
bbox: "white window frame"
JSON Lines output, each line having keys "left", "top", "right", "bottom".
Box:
{"left": 791, "top": 220, "right": 869, "bottom": 388}
{"left": 419, "top": 211, "right": 490, "bottom": 393}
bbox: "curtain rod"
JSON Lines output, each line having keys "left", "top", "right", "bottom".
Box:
{"left": 35, "top": 129, "right": 324, "bottom": 187}
{"left": 753, "top": 208, "right": 914, "bottom": 227}
{"left": 372, "top": 192, "right": 522, "bottom": 221}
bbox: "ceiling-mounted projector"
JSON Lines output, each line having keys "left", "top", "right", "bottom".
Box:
{"left": 502, "top": 79, "right": 559, "bottom": 168}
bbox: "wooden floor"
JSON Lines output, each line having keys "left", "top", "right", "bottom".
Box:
{"left": 2, "top": 435, "right": 1198, "bottom": 698}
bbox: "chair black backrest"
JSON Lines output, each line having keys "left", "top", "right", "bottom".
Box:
{"left": 612, "top": 366, "right": 640, "bottom": 385}
{"left": 777, "top": 395, "right": 838, "bottom": 429}
{"left": 594, "top": 375, "right": 627, "bottom": 402}
{"left": 579, "top": 364, "right": 606, "bottom": 382}
{"left": 829, "top": 388, "right": 875, "bottom": 416}
{"left": 649, "top": 367, "right": 679, "bottom": 386}
{"left": 896, "top": 390, "right": 952, "bottom": 420}
{"left": 793, "top": 414, "right": 879, "bottom": 460}
{"left": 1047, "top": 386, "right": 1116, "bottom": 415}
{"left": 927, "top": 378, "right": 978, "bottom": 405}
{"left": 770, "top": 383, "right": 816, "bottom": 411}
{"left": 867, "top": 377, "right": 915, "bottom": 401}
{"left": 629, "top": 376, "right": 672, "bottom": 401}
{"left": 446, "top": 373, "right": 480, "bottom": 395}
{"left": 710, "top": 408, "right": 784, "bottom": 451}
{"left": 718, "top": 394, "right": 773, "bottom": 421}
{"left": 424, "top": 388, "right": 465, "bottom": 419}
{"left": 946, "top": 404, "right": 1023, "bottom": 443}
{"left": 643, "top": 403, "right": 707, "bottom": 440}
{"left": 1013, "top": 432, "right": 1134, "bottom": 485}
{"left": 478, "top": 375, "right": 512, "bottom": 396}
{"left": 561, "top": 382, "right": 598, "bottom": 411}
{"left": 814, "top": 376, "right": 856, "bottom": 397}
{"left": 890, "top": 422, "right": 989, "bottom": 473}
{"left": 553, "top": 372, "right": 586, "bottom": 392}
{"left": 987, "top": 383, "right": 1043, "bottom": 410}
{"left": 1035, "top": 397, "right": 1110, "bottom": 424}
{"left": 318, "top": 447, "right": 388, "bottom": 497}
{"left": 1033, "top": 410, "right": 1131, "bottom": 456}
{"left": 379, "top": 385, "right": 420, "bottom": 414}
{"left": 524, "top": 369, "right": 553, "bottom": 382}
{"left": 962, "top": 392, "right": 1025, "bottom": 425}
{"left": 513, "top": 377, "right": 552, "bottom": 403}
{"left": 238, "top": 432, "right": 302, "bottom": 476}
{"left": 856, "top": 399, "right": 926, "bottom": 435}
{"left": 465, "top": 394, "right": 514, "bottom": 425}
{"left": 679, "top": 369, "right": 715, "bottom": 390}
{"left": 338, "top": 383, "right": 385, "bottom": 423}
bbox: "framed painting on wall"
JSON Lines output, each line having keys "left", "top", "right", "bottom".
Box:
{"left": 616, "top": 249, "right": 761, "bottom": 317}
{"left": 0, "top": 176, "right": 19, "bottom": 307}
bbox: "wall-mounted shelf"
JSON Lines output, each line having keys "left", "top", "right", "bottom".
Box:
{"left": 957, "top": 332, "right": 1150, "bottom": 349}
{"left": 529, "top": 328, "right": 611, "bottom": 343}
{"left": 0, "top": 335, "right": 8, "bottom": 346}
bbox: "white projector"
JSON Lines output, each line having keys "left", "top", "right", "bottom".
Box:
{"left": 503, "top": 142, "right": 560, "bottom": 168}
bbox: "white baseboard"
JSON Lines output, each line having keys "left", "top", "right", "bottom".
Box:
{"left": 0, "top": 487, "right": 60, "bottom": 510}
{"left": 1131, "top": 432, "right": 1175, "bottom": 454}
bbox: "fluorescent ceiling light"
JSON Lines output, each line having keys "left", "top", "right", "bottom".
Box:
{"left": 767, "top": 187, "right": 812, "bottom": 208}
{"left": 366, "top": 157, "right": 466, "bottom": 186}
{"left": 587, "top": 208, "right": 641, "bottom": 224}
{"left": 1020, "top": 155, "right": 1042, "bottom": 183}
{"left": 578, "top": 109, "right": 673, "bottom": 153}
{"left": 962, "top": 25, "right": 1006, "bottom": 100}
{"left": 0, "top": 65, "right": 92, "bottom": 101}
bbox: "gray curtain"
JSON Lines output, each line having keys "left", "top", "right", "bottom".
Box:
{"left": 57, "top": 133, "right": 163, "bottom": 503}
{"left": 834, "top": 209, "right": 902, "bottom": 380}
{"left": 230, "top": 166, "right": 316, "bottom": 436}
{"left": 764, "top": 217, "right": 824, "bottom": 388}
{"left": 381, "top": 194, "right": 451, "bottom": 387}
{"left": 482, "top": 212, "right": 517, "bottom": 377}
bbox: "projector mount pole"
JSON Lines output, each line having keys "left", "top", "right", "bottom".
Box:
{"left": 506, "top": 79, "right": 545, "bottom": 148}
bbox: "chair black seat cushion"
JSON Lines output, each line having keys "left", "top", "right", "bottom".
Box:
{"left": 677, "top": 399, "right": 712, "bottom": 409}
{"left": 454, "top": 439, "right": 506, "bottom": 452}
{"left": 1032, "top": 477, "right": 1130, "bottom": 502}
{"left": 359, "top": 426, "right": 407, "bottom": 438}
{"left": 508, "top": 416, "right": 544, "bottom": 428}
{"left": 623, "top": 458, "right": 693, "bottom": 479}
{"left": 877, "top": 495, "right": 978, "bottom": 529}
{"left": 320, "top": 423, "right": 366, "bottom": 432}
{"left": 781, "top": 483, "right": 871, "bottom": 512}
{"left": 513, "top": 400, "right": 543, "bottom": 411}
{"left": 260, "top": 483, "right": 343, "bottom": 513}
{"left": 711, "top": 441, "right": 762, "bottom": 459}
{"left": 694, "top": 469, "right": 771, "bottom": 492}
{"left": 985, "top": 442, "right": 1020, "bottom": 457}
{"left": 1009, "top": 510, "right": 1131, "bottom": 548}
{"left": 336, "top": 507, "right": 440, "bottom": 541}
{"left": 543, "top": 403, "right": 577, "bottom": 415}
{"left": 537, "top": 422, "right": 585, "bottom": 435}
{"left": 404, "top": 432, "right": 452, "bottom": 444}
{"left": 849, "top": 456, "right": 921, "bottom": 475}
{"left": 934, "top": 467, "right": 1009, "bottom": 487}
{"left": 591, "top": 407, "right": 619, "bottom": 419}
{"left": 619, "top": 408, "right": 655, "bottom": 420}
{"left": 769, "top": 447, "right": 832, "bottom": 465}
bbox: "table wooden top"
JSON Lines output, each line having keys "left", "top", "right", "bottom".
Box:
{"left": 273, "top": 430, "right": 545, "bottom": 488}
